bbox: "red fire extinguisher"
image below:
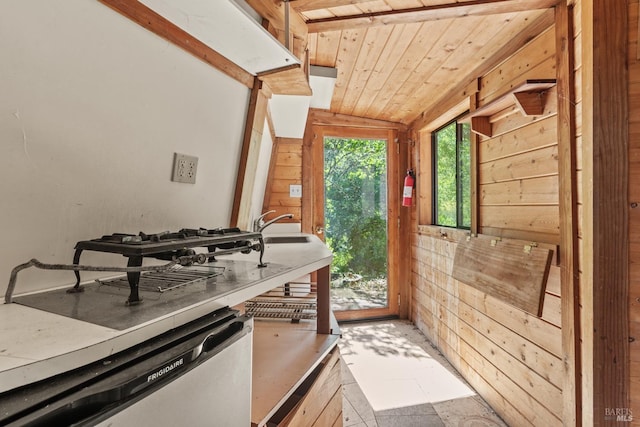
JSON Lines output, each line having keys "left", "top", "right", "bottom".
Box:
{"left": 402, "top": 169, "right": 415, "bottom": 207}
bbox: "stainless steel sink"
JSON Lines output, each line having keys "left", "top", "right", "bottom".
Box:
{"left": 263, "top": 236, "right": 311, "bottom": 244}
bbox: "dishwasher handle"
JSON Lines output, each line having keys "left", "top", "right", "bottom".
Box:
{"left": 132, "top": 319, "right": 247, "bottom": 395}
{"left": 200, "top": 319, "right": 245, "bottom": 355}
{"left": 7, "top": 318, "right": 250, "bottom": 427}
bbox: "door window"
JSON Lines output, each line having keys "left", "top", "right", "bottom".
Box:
{"left": 324, "top": 137, "right": 388, "bottom": 311}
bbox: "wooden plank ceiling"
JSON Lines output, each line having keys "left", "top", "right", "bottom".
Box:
{"left": 292, "top": 0, "right": 558, "bottom": 125}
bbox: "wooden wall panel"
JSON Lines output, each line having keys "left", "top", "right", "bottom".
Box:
{"left": 542, "top": 292, "right": 561, "bottom": 327}
{"left": 480, "top": 205, "right": 559, "bottom": 235}
{"left": 410, "top": 19, "right": 563, "bottom": 426}
{"left": 480, "top": 175, "right": 558, "bottom": 205}
{"left": 546, "top": 265, "right": 561, "bottom": 296}
{"left": 475, "top": 29, "right": 559, "bottom": 244}
{"left": 411, "top": 232, "right": 563, "bottom": 425}
{"left": 629, "top": 0, "right": 640, "bottom": 419}
{"left": 479, "top": 146, "right": 558, "bottom": 184}
{"left": 480, "top": 114, "right": 558, "bottom": 160}
{"left": 479, "top": 28, "right": 556, "bottom": 104}
{"left": 265, "top": 139, "right": 303, "bottom": 222}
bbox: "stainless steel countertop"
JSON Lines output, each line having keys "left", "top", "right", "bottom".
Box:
{"left": 0, "top": 234, "right": 331, "bottom": 393}
{"left": 13, "top": 260, "right": 290, "bottom": 331}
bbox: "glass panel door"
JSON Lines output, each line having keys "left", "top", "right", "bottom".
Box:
{"left": 324, "top": 137, "right": 388, "bottom": 311}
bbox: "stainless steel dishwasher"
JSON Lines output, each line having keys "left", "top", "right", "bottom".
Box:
{"left": 0, "top": 308, "right": 253, "bottom": 427}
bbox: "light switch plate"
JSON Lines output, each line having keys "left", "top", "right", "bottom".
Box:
{"left": 290, "top": 184, "right": 302, "bottom": 198}
{"left": 172, "top": 153, "right": 198, "bottom": 184}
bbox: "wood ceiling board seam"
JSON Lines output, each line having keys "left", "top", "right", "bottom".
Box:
{"left": 310, "top": 31, "right": 342, "bottom": 67}
{"left": 407, "top": 8, "right": 554, "bottom": 131}
{"left": 324, "top": 5, "right": 365, "bottom": 18}
{"left": 332, "top": 1, "right": 393, "bottom": 16}
{"left": 295, "top": 0, "right": 396, "bottom": 13}
{"left": 384, "top": 15, "right": 487, "bottom": 122}
{"left": 387, "top": 0, "right": 429, "bottom": 9}
{"left": 339, "top": 26, "right": 396, "bottom": 116}
{"left": 295, "top": 0, "right": 541, "bottom": 12}
{"left": 300, "top": 9, "right": 335, "bottom": 20}
{"left": 306, "top": 0, "right": 560, "bottom": 32}
{"left": 308, "top": 4, "right": 369, "bottom": 24}
{"left": 363, "top": 19, "right": 454, "bottom": 120}
{"left": 294, "top": 0, "right": 400, "bottom": 12}
{"left": 360, "top": 20, "right": 450, "bottom": 120}
{"left": 332, "top": 28, "right": 369, "bottom": 113}
{"left": 350, "top": 23, "right": 421, "bottom": 117}
{"left": 397, "top": 13, "right": 519, "bottom": 123}
{"left": 308, "top": 32, "right": 318, "bottom": 63}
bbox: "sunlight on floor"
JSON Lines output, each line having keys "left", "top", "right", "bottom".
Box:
{"left": 339, "top": 321, "right": 476, "bottom": 412}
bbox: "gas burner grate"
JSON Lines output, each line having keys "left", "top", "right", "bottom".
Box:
{"left": 245, "top": 282, "right": 317, "bottom": 320}
{"left": 95, "top": 265, "right": 225, "bottom": 293}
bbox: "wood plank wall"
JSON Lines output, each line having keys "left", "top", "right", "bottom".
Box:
{"left": 264, "top": 138, "right": 303, "bottom": 221}
{"left": 411, "top": 28, "right": 563, "bottom": 426}
{"left": 629, "top": 0, "right": 640, "bottom": 416}
{"left": 477, "top": 27, "right": 559, "bottom": 245}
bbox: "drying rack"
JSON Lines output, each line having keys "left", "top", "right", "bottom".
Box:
{"left": 245, "top": 281, "right": 317, "bottom": 321}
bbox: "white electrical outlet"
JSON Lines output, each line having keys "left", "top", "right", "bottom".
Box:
{"left": 289, "top": 184, "right": 302, "bottom": 198}
{"left": 172, "top": 153, "right": 198, "bottom": 184}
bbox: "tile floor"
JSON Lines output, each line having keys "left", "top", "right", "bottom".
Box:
{"left": 338, "top": 319, "right": 507, "bottom": 427}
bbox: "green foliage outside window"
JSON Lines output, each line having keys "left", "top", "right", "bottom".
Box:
{"left": 459, "top": 124, "right": 471, "bottom": 228}
{"left": 433, "top": 120, "right": 471, "bottom": 229}
{"left": 435, "top": 123, "right": 458, "bottom": 226}
{"left": 324, "top": 138, "right": 387, "bottom": 279}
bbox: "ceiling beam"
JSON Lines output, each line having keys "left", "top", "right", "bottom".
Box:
{"left": 244, "top": 0, "right": 308, "bottom": 40}
{"left": 292, "top": 0, "right": 380, "bottom": 12}
{"left": 306, "top": 0, "right": 559, "bottom": 33}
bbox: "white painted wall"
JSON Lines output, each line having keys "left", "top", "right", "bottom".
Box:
{"left": 0, "top": 1, "right": 251, "bottom": 296}
{"left": 269, "top": 95, "right": 310, "bottom": 138}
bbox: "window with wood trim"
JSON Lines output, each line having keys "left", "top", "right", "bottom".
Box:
{"left": 432, "top": 119, "right": 471, "bottom": 229}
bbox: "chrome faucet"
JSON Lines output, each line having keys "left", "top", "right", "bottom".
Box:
{"left": 253, "top": 210, "right": 294, "bottom": 232}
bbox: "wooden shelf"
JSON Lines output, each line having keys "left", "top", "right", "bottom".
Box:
{"left": 461, "top": 79, "right": 556, "bottom": 137}
{"left": 259, "top": 64, "right": 312, "bottom": 96}
{"left": 251, "top": 318, "right": 340, "bottom": 427}
{"left": 452, "top": 236, "right": 553, "bottom": 316}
